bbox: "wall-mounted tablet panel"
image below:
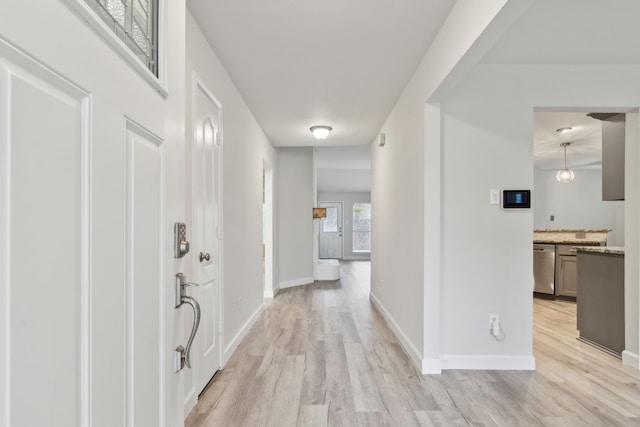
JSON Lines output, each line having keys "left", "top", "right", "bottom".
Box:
{"left": 502, "top": 190, "right": 530, "bottom": 209}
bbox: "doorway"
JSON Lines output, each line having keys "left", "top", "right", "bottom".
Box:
{"left": 263, "top": 162, "right": 274, "bottom": 298}
{"left": 532, "top": 108, "right": 629, "bottom": 366}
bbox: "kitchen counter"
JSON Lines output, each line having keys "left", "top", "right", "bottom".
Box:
{"left": 534, "top": 229, "right": 612, "bottom": 233}
{"left": 575, "top": 246, "right": 624, "bottom": 255}
{"left": 533, "top": 229, "right": 609, "bottom": 246}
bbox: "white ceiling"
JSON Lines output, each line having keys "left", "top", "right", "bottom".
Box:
{"left": 533, "top": 112, "right": 602, "bottom": 171}
{"left": 186, "top": 0, "right": 455, "bottom": 147}
{"left": 186, "top": 0, "right": 640, "bottom": 183}
{"left": 482, "top": 0, "right": 640, "bottom": 172}
{"left": 482, "top": 0, "right": 640, "bottom": 65}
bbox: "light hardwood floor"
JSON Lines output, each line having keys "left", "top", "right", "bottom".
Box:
{"left": 185, "top": 261, "right": 640, "bottom": 427}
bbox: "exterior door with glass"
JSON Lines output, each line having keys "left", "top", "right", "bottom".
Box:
{"left": 319, "top": 201, "right": 343, "bottom": 259}
{"left": 0, "top": 2, "right": 185, "bottom": 426}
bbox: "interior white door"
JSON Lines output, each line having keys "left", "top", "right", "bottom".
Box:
{"left": 319, "top": 201, "right": 343, "bottom": 259}
{"left": 0, "top": 2, "right": 184, "bottom": 426}
{"left": 185, "top": 76, "right": 222, "bottom": 412}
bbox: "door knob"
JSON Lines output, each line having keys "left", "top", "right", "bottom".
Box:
{"left": 199, "top": 251, "right": 210, "bottom": 262}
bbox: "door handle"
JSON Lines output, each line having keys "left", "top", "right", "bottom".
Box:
{"left": 199, "top": 251, "right": 211, "bottom": 262}
{"left": 174, "top": 273, "right": 201, "bottom": 371}
{"left": 181, "top": 295, "right": 201, "bottom": 369}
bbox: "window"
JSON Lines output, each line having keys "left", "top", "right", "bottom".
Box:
{"left": 323, "top": 207, "right": 338, "bottom": 233}
{"left": 352, "top": 203, "right": 371, "bottom": 252}
{"left": 85, "top": 0, "right": 158, "bottom": 76}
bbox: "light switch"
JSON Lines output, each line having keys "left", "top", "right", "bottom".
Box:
{"left": 489, "top": 189, "right": 500, "bottom": 205}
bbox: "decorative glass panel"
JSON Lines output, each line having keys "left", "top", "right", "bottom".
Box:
{"left": 352, "top": 203, "right": 371, "bottom": 252}
{"left": 323, "top": 207, "right": 338, "bottom": 233}
{"left": 85, "top": 0, "right": 158, "bottom": 76}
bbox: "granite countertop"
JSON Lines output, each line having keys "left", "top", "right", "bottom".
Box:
{"left": 534, "top": 229, "right": 612, "bottom": 233}
{"left": 534, "top": 237, "right": 607, "bottom": 245}
{"left": 575, "top": 246, "right": 625, "bottom": 255}
{"left": 533, "top": 231, "right": 608, "bottom": 245}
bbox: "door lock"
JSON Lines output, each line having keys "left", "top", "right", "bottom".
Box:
{"left": 174, "top": 222, "right": 190, "bottom": 258}
{"left": 199, "top": 251, "right": 211, "bottom": 262}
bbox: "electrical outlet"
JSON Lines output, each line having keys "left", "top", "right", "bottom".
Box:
{"left": 489, "top": 314, "right": 500, "bottom": 337}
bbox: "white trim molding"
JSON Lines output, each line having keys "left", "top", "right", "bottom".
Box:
{"left": 422, "top": 359, "right": 442, "bottom": 375}
{"left": 223, "top": 303, "right": 264, "bottom": 365}
{"left": 278, "top": 277, "right": 315, "bottom": 290}
{"left": 622, "top": 350, "right": 640, "bottom": 369}
{"left": 440, "top": 355, "right": 536, "bottom": 371}
{"left": 369, "top": 291, "right": 537, "bottom": 374}
{"left": 369, "top": 292, "right": 425, "bottom": 374}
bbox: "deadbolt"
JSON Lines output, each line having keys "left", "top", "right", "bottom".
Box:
{"left": 199, "top": 251, "right": 211, "bottom": 262}
{"left": 174, "top": 222, "right": 190, "bottom": 258}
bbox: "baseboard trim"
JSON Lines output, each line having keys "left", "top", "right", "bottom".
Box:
{"left": 263, "top": 289, "right": 274, "bottom": 299}
{"left": 422, "top": 358, "right": 442, "bottom": 375}
{"left": 369, "top": 291, "right": 425, "bottom": 374}
{"left": 440, "top": 354, "right": 536, "bottom": 371}
{"left": 223, "top": 303, "right": 264, "bottom": 365}
{"left": 622, "top": 350, "right": 640, "bottom": 369}
{"left": 278, "top": 277, "right": 314, "bottom": 290}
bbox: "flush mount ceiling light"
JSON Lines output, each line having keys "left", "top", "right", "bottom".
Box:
{"left": 310, "top": 125, "right": 332, "bottom": 140}
{"left": 556, "top": 127, "right": 573, "bottom": 134}
{"left": 556, "top": 142, "right": 575, "bottom": 183}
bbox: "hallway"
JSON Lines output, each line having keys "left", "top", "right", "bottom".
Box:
{"left": 186, "top": 262, "right": 640, "bottom": 427}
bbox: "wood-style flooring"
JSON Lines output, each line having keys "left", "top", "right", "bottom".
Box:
{"left": 185, "top": 261, "right": 640, "bottom": 426}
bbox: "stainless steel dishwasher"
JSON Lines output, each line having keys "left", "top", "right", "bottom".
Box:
{"left": 533, "top": 244, "right": 555, "bottom": 295}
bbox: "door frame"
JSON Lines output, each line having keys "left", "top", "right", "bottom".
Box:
{"left": 263, "top": 161, "right": 274, "bottom": 298}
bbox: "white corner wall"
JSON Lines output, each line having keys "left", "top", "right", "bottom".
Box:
{"left": 186, "top": 12, "right": 278, "bottom": 362}
{"left": 318, "top": 191, "right": 371, "bottom": 260}
{"left": 370, "top": 113, "right": 426, "bottom": 368}
{"left": 375, "top": 59, "right": 640, "bottom": 373}
{"left": 439, "top": 63, "right": 640, "bottom": 369}
{"left": 534, "top": 168, "right": 625, "bottom": 246}
{"left": 277, "top": 147, "right": 314, "bottom": 290}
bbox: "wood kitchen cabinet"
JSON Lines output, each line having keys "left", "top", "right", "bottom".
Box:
{"left": 555, "top": 245, "right": 578, "bottom": 297}
{"left": 556, "top": 255, "right": 577, "bottom": 297}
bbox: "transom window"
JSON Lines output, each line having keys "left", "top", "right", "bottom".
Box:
{"left": 85, "top": 0, "right": 158, "bottom": 76}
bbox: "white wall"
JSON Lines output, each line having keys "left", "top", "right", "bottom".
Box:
{"left": 438, "top": 66, "right": 535, "bottom": 365}
{"left": 376, "top": 58, "right": 640, "bottom": 372}
{"left": 318, "top": 191, "right": 371, "bottom": 260}
{"left": 370, "top": 0, "right": 533, "bottom": 374}
{"left": 370, "top": 105, "right": 425, "bottom": 367}
{"left": 534, "top": 168, "right": 625, "bottom": 246}
{"left": 278, "top": 147, "right": 314, "bottom": 290}
{"left": 186, "top": 12, "right": 278, "bottom": 361}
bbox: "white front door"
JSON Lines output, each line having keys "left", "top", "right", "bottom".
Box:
{"left": 319, "top": 201, "right": 343, "bottom": 259}
{"left": 0, "top": 2, "right": 185, "bottom": 426}
{"left": 184, "top": 75, "right": 222, "bottom": 413}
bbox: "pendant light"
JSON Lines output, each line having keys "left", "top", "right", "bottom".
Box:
{"left": 556, "top": 142, "right": 575, "bottom": 182}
